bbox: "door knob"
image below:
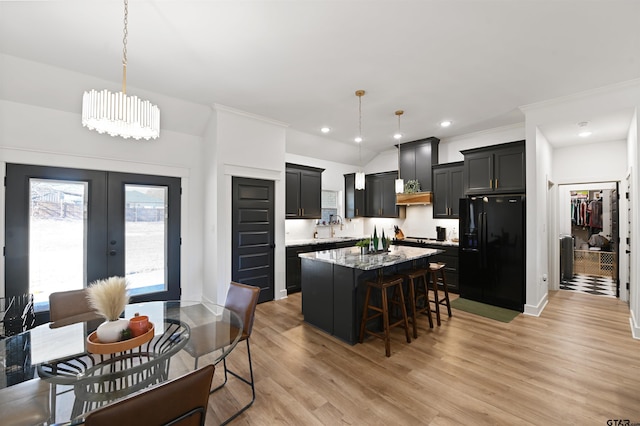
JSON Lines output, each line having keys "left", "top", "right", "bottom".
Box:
{"left": 109, "top": 250, "right": 117, "bottom": 256}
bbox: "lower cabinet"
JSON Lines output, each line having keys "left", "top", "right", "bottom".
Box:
{"left": 393, "top": 240, "right": 459, "bottom": 292}
{"left": 426, "top": 244, "right": 459, "bottom": 293}
{"left": 286, "top": 240, "right": 358, "bottom": 294}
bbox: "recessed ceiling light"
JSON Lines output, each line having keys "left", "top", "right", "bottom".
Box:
{"left": 440, "top": 120, "right": 452, "bottom": 128}
{"left": 577, "top": 121, "right": 592, "bottom": 137}
{"left": 320, "top": 127, "right": 331, "bottom": 133}
{"left": 354, "top": 136, "right": 362, "bottom": 143}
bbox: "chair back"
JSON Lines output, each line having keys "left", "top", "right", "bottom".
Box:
{"left": 84, "top": 364, "right": 215, "bottom": 426}
{"left": 49, "top": 289, "right": 101, "bottom": 327}
{"left": 225, "top": 282, "right": 260, "bottom": 340}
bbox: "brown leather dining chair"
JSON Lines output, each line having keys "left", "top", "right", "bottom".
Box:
{"left": 183, "top": 281, "right": 260, "bottom": 425}
{"left": 49, "top": 289, "right": 102, "bottom": 328}
{"left": 83, "top": 364, "right": 215, "bottom": 426}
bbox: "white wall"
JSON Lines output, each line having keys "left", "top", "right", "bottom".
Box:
{"left": 552, "top": 139, "right": 627, "bottom": 184}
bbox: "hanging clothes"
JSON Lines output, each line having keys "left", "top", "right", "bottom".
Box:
{"left": 589, "top": 198, "right": 603, "bottom": 228}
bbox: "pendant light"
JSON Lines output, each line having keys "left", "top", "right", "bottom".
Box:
{"left": 394, "top": 110, "right": 404, "bottom": 194}
{"left": 82, "top": 0, "right": 160, "bottom": 140}
{"left": 354, "top": 90, "right": 366, "bottom": 190}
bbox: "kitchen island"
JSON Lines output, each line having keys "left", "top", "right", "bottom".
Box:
{"left": 299, "top": 245, "right": 442, "bottom": 344}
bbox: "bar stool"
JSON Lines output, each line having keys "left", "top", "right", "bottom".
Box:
{"left": 428, "top": 263, "right": 452, "bottom": 326}
{"left": 399, "top": 268, "right": 434, "bottom": 338}
{"left": 359, "top": 274, "right": 411, "bottom": 357}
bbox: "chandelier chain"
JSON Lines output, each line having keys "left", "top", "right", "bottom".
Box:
{"left": 123, "top": 0, "right": 128, "bottom": 67}
{"left": 122, "top": 0, "right": 129, "bottom": 93}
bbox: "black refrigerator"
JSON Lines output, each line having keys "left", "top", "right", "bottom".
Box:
{"left": 459, "top": 195, "right": 525, "bottom": 312}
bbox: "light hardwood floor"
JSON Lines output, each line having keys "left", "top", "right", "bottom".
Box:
{"left": 171, "top": 290, "right": 640, "bottom": 425}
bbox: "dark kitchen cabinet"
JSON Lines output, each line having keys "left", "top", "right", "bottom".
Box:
{"left": 344, "top": 173, "right": 365, "bottom": 218}
{"left": 286, "top": 163, "right": 324, "bottom": 219}
{"left": 462, "top": 140, "right": 525, "bottom": 195}
{"left": 286, "top": 240, "right": 358, "bottom": 293}
{"left": 393, "top": 240, "right": 459, "bottom": 292}
{"left": 365, "top": 172, "right": 403, "bottom": 218}
{"left": 399, "top": 137, "right": 440, "bottom": 192}
{"left": 427, "top": 245, "right": 459, "bottom": 292}
{"left": 432, "top": 162, "right": 464, "bottom": 219}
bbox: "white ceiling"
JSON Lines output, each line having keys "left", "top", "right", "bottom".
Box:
{"left": 1, "top": 1, "right": 639, "bottom": 162}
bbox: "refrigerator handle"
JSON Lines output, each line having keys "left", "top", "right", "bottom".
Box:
{"left": 481, "top": 212, "right": 488, "bottom": 267}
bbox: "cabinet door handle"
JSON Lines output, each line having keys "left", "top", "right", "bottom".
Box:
{"left": 495, "top": 179, "right": 499, "bottom": 188}
{"left": 490, "top": 179, "right": 493, "bottom": 189}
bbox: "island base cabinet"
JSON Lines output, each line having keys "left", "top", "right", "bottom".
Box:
{"left": 301, "top": 259, "right": 407, "bottom": 345}
{"left": 301, "top": 259, "right": 334, "bottom": 333}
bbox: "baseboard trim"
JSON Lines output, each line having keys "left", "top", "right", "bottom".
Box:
{"left": 524, "top": 292, "right": 548, "bottom": 317}
{"left": 630, "top": 309, "right": 640, "bottom": 340}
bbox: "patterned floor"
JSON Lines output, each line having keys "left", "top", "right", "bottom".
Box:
{"left": 560, "top": 273, "right": 616, "bottom": 297}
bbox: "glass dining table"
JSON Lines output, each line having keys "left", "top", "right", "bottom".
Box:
{"left": 0, "top": 300, "right": 243, "bottom": 425}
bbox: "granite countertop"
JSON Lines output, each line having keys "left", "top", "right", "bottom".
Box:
{"left": 299, "top": 245, "right": 443, "bottom": 271}
{"left": 285, "top": 236, "right": 365, "bottom": 248}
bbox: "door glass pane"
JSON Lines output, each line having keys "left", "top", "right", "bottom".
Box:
{"left": 125, "top": 184, "right": 168, "bottom": 296}
{"left": 29, "top": 179, "right": 87, "bottom": 311}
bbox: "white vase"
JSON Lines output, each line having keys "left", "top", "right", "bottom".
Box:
{"left": 96, "top": 318, "right": 130, "bottom": 343}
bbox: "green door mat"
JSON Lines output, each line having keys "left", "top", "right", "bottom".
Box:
{"left": 450, "top": 298, "right": 520, "bottom": 323}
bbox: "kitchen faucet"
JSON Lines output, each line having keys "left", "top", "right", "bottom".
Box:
{"left": 329, "top": 214, "right": 343, "bottom": 237}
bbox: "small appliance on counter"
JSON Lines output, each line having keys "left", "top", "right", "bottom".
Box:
{"left": 436, "top": 226, "right": 447, "bottom": 241}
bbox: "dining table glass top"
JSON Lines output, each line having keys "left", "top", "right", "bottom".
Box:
{"left": 0, "top": 300, "right": 243, "bottom": 425}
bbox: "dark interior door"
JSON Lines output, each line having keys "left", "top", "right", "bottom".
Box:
{"left": 232, "top": 177, "right": 275, "bottom": 303}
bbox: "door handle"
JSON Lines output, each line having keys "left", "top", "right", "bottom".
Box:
{"left": 109, "top": 250, "right": 117, "bottom": 256}
{"left": 495, "top": 179, "right": 499, "bottom": 188}
{"left": 626, "top": 250, "right": 631, "bottom": 254}
{"left": 269, "top": 243, "right": 276, "bottom": 249}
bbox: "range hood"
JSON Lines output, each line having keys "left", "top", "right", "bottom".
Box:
{"left": 396, "top": 192, "right": 432, "bottom": 205}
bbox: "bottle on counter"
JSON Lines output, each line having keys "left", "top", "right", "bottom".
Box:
{"left": 372, "top": 226, "right": 379, "bottom": 252}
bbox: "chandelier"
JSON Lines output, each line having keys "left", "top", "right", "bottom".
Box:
{"left": 354, "top": 90, "right": 365, "bottom": 190}
{"left": 82, "top": 0, "right": 160, "bottom": 140}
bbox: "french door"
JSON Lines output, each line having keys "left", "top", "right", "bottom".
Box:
{"left": 4, "top": 164, "right": 181, "bottom": 316}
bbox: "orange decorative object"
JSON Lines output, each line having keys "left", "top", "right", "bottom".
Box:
{"left": 129, "top": 314, "right": 150, "bottom": 337}
{"left": 87, "top": 322, "right": 154, "bottom": 354}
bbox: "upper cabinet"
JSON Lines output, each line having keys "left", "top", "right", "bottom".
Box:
{"left": 365, "top": 172, "right": 404, "bottom": 218}
{"left": 286, "top": 163, "right": 324, "bottom": 219}
{"left": 461, "top": 140, "right": 525, "bottom": 195}
{"left": 432, "top": 162, "right": 464, "bottom": 219}
{"left": 344, "top": 173, "right": 365, "bottom": 218}
{"left": 399, "top": 137, "right": 440, "bottom": 192}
